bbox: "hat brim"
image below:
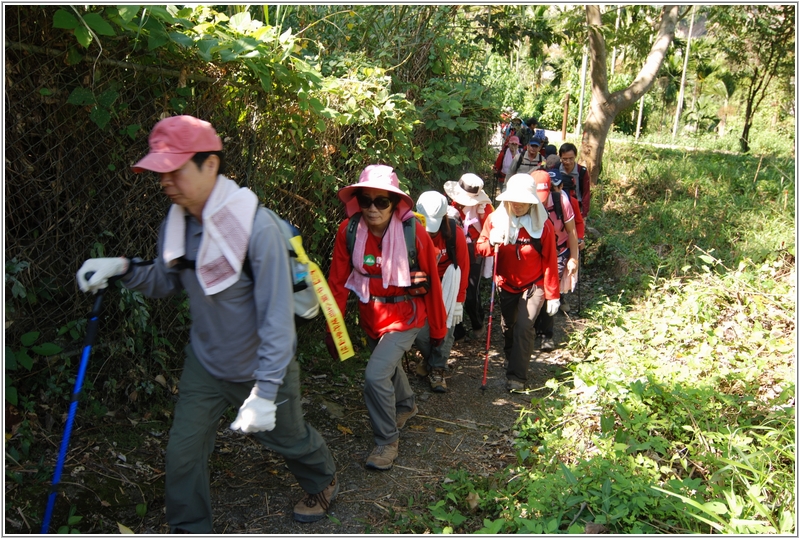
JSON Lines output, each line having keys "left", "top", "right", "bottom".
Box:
{"left": 443, "top": 181, "right": 487, "bottom": 207}
{"left": 495, "top": 191, "right": 541, "bottom": 205}
{"left": 338, "top": 181, "right": 413, "bottom": 217}
{"left": 132, "top": 151, "right": 194, "bottom": 174}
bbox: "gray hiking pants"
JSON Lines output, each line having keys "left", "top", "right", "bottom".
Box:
{"left": 165, "top": 344, "right": 335, "bottom": 533}
{"left": 414, "top": 319, "right": 457, "bottom": 370}
{"left": 365, "top": 328, "right": 420, "bottom": 446}
{"left": 498, "top": 285, "right": 546, "bottom": 382}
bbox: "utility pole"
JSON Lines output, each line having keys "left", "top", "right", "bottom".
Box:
{"left": 672, "top": 5, "right": 696, "bottom": 141}
{"left": 576, "top": 47, "right": 588, "bottom": 137}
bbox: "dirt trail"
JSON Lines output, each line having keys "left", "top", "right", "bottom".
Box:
{"left": 129, "top": 310, "right": 584, "bottom": 534}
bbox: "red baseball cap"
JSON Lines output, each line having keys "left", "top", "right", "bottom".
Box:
{"left": 533, "top": 169, "right": 551, "bottom": 202}
{"left": 132, "top": 115, "right": 223, "bottom": 173}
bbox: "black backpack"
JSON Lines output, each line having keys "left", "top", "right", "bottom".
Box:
{"left": 560, "top": 165, "right": 586, "bottom": 213}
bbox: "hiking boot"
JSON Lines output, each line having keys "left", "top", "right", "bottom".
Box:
{"left": 396, "top": 404, "right": 418, "bottom": 429}
{"left": 560, "top": 296, "right": 570, "bottom": 313}
{"left": 365, "top": 441, "right": 399, "bottom": 470}
{"left": 415, "top": 361, "right": 429, "bottom": 377}
{"left": 428, "top": 368, "right": 447, "bottom": 393}
{"left": 505, "top": 378, "right": 525, "bottom": 392}
{"left": 540, "top": 337, "right": 555, "bottom": 350}
{"left": 293, "top": 474, "right": 339, "bottom": 523}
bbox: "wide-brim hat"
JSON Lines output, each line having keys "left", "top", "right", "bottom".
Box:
{"left": 496, "top": 173, "right": 542, "bottom": 205}
{"left": 132, "top": 115, "right": 223, "bottom": 173}
{"left": 337, "top": 164, "right": 413, "bottom": 217}
{"left": 444, "top": 173, "right": 491, "bottom": 207}
{"left": 416, "top": 191, "right": 448, "bottom": 233}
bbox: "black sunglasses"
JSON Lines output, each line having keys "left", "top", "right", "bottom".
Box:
{"left": 356, "top": 193, "right": 393, "bottom": 210}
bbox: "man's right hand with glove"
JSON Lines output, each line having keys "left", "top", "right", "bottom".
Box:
{"left": 76, "top": 257, "right": 129, "bottom": 293}
{"left": 231, "top": 387, "right": 277, "bottom": 433}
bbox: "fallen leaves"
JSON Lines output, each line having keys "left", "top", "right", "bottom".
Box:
{"left": 337, "top": 424, "right": 353, "bottom": 435}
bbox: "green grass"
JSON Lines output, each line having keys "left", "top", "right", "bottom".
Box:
{"left": 389, "top": 145, "right": 796, "bottom": 534}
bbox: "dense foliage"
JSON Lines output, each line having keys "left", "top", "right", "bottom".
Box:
{"left": 385, "top": 145, "right": 795, "bottom": 534}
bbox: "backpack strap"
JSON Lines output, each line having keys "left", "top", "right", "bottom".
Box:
{"left": 444, "top": 218, "right": 458, "bottom": 270}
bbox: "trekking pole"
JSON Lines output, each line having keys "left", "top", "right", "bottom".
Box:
{"left": 481, "top": 244, "right": 500, "bottom": 390}
{"left": 576, "top": 251, "right": 582, "bottom": 314}
{"left": 41, "top": 274, "right": 107, "bottom": 533}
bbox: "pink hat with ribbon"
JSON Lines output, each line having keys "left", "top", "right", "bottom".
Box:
{"left": 337, "top": 164, "right": 414, "bottom": 217}
{"left": 132, "top": 115, "right": 223, "bottom": 173}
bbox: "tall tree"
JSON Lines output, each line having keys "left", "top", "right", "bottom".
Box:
{"left": 580, "top": 5, "right": 682, "bottom": 184}
{"left": 706, "top": 5, "right": 795, "bottom": 153}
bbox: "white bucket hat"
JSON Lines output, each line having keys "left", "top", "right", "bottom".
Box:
{"left": 415, "top": 191, "right": 448, "bottom": 233}
{"left": 443, "top": 173, "right": 491, "bottom": 207}
{"left": 496, "top": 173, "right": 541, "bottom": 205}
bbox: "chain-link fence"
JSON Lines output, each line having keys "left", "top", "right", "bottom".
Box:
{"left": 5, "top": 6, "right": 499, "bottom": 411}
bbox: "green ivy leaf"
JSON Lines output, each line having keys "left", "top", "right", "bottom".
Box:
{"left": 16, "top": 349, "right": 33, "bottom": 371}
{"left": 83, "top": 12, "right": 116, "bottom": 36}
{"left": 74, "top": 26, "right": 92, "bottom": 48}
{"left": 67, "top": 87, "right": 95, "bottom": 106}
{"left": 147, "top": 30, "right": 170, "bottom": 51}
{"left": 89, "top": 106, "right": 111, "bottom": 129}
{"left": 116, "top": 5, "right": 141, "bottom": 24}
{"left": 126, "top": 124, "right": 140, "bottom": 139}
{"left": 6, "top": 384, "right": 18, "bottom": 406}
{"left": 6, "top": 347, "right": 17, "bottom": 371}
{"left": 53, "top": 9, "right": 79, "bottom": 30}
{"left": 31, "top": 343, "right": 63, "bottom": 356}
{"left": 96, "top": 89, "right": 119, "bottom": 109}
{"left": 66, "top": 47, "right": 84, "bottom": 65}
{"left": 169, "top": 31, "right": 194, "bottom": 48}
{"left": 20, "top": 331, "right": 40, "bottom": 347}
{"left": 39, "top": 88, "right": 53, "bottom": 96}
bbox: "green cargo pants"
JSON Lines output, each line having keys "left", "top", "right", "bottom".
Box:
{"left": 164, "top": 345, "right": 336, "bottom": 533}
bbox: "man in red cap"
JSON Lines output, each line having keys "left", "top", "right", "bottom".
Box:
{"left": 531, "top": 169, "right": 579, "bottom": 350}
{"left": 76, "top": 115, "right": 338, "bottom": 531}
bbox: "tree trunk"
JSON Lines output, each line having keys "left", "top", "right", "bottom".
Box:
{"left": 580, "top": 5, "right": 681, "bottom": 184}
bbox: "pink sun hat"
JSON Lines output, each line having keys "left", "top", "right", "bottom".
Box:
{"left": 337, "top": 164, "right": 414, "bottom": 217}
{"left": 132, "top": 115, "right": 223, "bottom": 173}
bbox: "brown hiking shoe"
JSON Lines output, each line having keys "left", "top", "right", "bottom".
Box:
{"left": 428, "top": 368, "right": 447, "bottom": 393}
{"left": 293, "top": 474, "right": 339, "bottom": 523}
{"left": 365, "top": 440, "right": 399, "bottom": 470}
{"left": 396, "top": 403, "right": 418, "bottom": 429}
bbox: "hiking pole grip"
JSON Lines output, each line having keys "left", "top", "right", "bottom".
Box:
{"left": 40, "top": 287, "right": 105, "bottom": 533}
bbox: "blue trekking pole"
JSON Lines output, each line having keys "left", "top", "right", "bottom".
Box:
{"left": 41, "top": 276, "right": 106, "bottom": 533}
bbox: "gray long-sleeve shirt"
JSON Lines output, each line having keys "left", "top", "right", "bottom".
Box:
{"left": 122, "top": 207, "right": 296, "bottom": 401}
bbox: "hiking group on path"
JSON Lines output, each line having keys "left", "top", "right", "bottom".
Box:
{"left": 75, "top": 114, "right": 593, "bottom": 531}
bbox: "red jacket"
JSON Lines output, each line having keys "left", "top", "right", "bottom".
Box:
{"left": 569, "top": 195, "right": 585, "bottom": 240}
{"left": 454, "top": 202, "right": 494, "bottom": 244}
{"left": 430, "top": 223, "right": 470, "bottom": 303}
{"left": 328, "top": 216, "right": 447, "bottom": 341}
{"left": 475, "top": 213, "right": 559, "bottom": 300}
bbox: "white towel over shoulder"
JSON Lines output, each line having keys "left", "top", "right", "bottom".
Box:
{"left": 163, "top": 175, "right": 259, "bottom": 295}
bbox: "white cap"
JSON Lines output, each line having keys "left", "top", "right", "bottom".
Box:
{"left": 415, "top": 191, "right": 448, "bottom": 233}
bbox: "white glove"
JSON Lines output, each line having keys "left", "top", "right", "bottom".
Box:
{"left": 489, "top": 227, "right": 506, "bottom": 246}
{"left": 76, "top": 257, "right": 129, "bottom": 293}
{"left": 546, "top": 299, "right": 560, "bottom": 316}
{"left": 451, "top": 303, "right": 463, "bottom": 326}
{"left": 566, "top": 257, "right": 578, "bottom": 276}
{"left": 231, "top": 389, "right": 277, "bottom": 433}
